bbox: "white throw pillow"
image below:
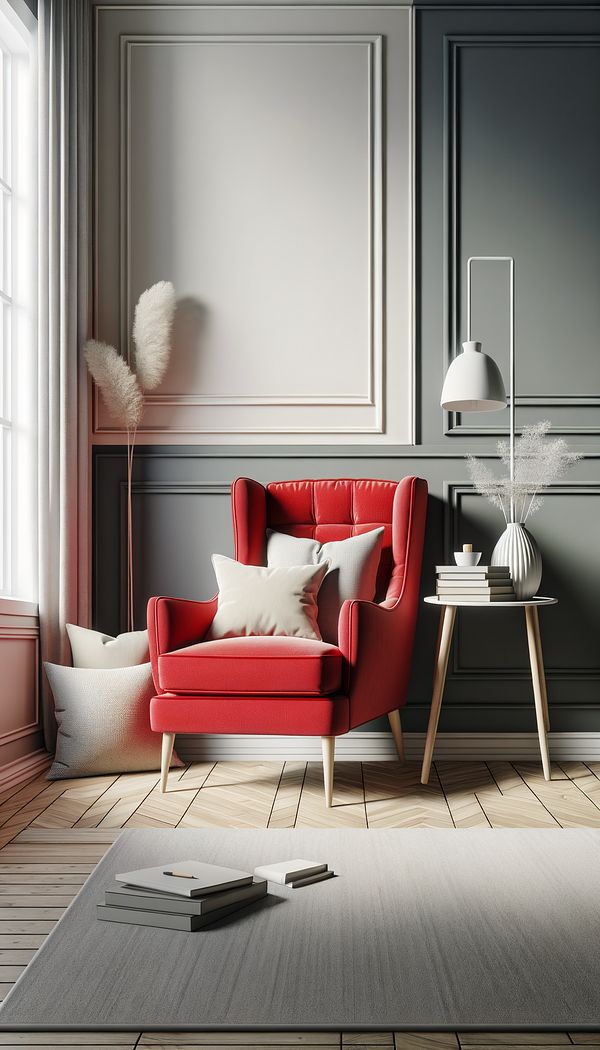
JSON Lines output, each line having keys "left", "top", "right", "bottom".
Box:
{"left": 45, "top": 662, "right": 182, "bottom": 779}
{"left": 207, "top": 554, "right": 328, "bottom": 641}
{"left": 267, "top": 527, "right": 384, "bottom": 644}
{"left": 66, "top": 623, "right": 149, "bottom": 669}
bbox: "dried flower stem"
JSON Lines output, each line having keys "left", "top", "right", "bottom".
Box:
{"left": 467, "top": 422, "right": 580, "bottom": 524}
{"left": 84, "top": 282, "right": 175, "bottom": 629}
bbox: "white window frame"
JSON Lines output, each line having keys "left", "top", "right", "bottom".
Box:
{"left": 0, "top": 0, "right": 36, "bottom": 606}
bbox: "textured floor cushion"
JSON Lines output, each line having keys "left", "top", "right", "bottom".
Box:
{"left": 158, "top": 635, "right": 342, "bottom": 695}
{"left": 45, "top": 662, "right": 182, "bottom": 778}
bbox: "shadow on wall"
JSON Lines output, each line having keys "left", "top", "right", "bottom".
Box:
{"left": 159, "top": 297, "right": 210, "bottom": 422}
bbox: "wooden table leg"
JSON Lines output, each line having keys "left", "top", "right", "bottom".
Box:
{"left": 533, "top": 608, "right": 550, "bottom": 733}
{"left": 525, "top": 605, "right": 551, "bottom": 781}
{"left": 421, "top": 604, "right": 456, "bottom": 785}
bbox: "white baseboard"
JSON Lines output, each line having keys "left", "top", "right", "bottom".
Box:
{"left": 175, "top": 732, "right": 600, "bottom": 763}
{"left": 0, "top": 748, "right": 51, "bottom": 792}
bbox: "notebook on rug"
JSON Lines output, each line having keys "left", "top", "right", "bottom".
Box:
{"left": 254, "top": 859, "right": 332, "bottom": 886}
{"left": 115, "top": 859, "right": 254, "bottom": 897}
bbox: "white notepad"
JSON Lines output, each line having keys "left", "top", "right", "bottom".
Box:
{"left": 254, "top": 859, "right": 328, "bottom": 885}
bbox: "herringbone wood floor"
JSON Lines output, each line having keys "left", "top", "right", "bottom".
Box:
{"left": 1, "top": 758, "right": 599, "bottom": 1047}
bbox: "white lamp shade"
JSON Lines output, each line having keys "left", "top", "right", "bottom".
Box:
{"left": 441, "top": 341, "right": 507, "bottom": 412}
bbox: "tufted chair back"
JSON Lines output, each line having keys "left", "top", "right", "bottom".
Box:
{"left": 231, "top": 477, "right": 418, "bottom": 604}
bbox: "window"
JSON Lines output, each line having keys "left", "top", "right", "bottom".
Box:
{"left": 0, "top": 0, "right": 35, "bottom": 602}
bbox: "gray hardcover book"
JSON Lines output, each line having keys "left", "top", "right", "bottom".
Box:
{"left": 105, "top": 877, "right": 267, "bottom": 915}
{"left": 97, "top": 897, "right": 258, "bottom": 932}
{"left": 115, "top": 860, "right": 254, "bottom": 898}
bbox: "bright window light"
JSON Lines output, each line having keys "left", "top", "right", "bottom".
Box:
{"left": 0, "top": 0, "right": 36, "bottom": 603}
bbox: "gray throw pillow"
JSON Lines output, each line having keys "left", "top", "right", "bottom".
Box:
{"left": 45, "top": 662, "right": 182, "bottom": 779}
{"left": 267, "top": 527, "right": 384, "bottom": 644}
{"left": 207, "top": 554, "right": 328, "bottom": 641}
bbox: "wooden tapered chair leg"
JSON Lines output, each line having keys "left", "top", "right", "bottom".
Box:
{"left": 160, "top": 732, "right": 176, "bottom": 793}
{"left": 321, "top": 736, "right": 335, "bottom": 808}
{"left": 388, "top": 709, "right": 405, "bottom": 762}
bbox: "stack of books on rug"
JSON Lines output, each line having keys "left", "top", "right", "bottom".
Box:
{"left": 97, "top": 860, "right": 267, "bottom": 931}
{"left": 436, "top": 564, "right": 515, "bottom": 602}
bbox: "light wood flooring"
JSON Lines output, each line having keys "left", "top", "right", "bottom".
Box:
{"left": 0, "top": 757, "right": 600, "bottom": 1048}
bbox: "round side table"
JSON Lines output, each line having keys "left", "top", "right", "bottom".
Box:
{"left": 421, "top": 596, "right": 558, "bottom": 785}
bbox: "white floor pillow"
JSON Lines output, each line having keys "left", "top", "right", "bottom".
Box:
{"left": 66, "top": 623, "right": 149, "bottom": 668}
{"left": 45, "top": 662, "right": 182, "bottom": 779}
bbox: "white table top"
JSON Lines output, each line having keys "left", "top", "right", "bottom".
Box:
{"left": 424, "top": 595, "right": 558, "bottom": 608}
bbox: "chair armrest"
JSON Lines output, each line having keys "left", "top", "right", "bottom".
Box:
{"left": 338, "top": 597, "right": 412, "bottom": 728}
{"left": 147, "top": 595, "right": 217, "bottom": 692}
{"left": 337, "top": 475, "right": 428, "bottom": 729}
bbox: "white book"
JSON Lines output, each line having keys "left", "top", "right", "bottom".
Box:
{"left": 437, "top": 571, "right": 511, "bottom": 581}
{"left": 436, "top": 565, "right": 509, "bottom": 575}
{"left": 436, "top": 593, "right": 516, "bottom": 602}
{"left": 115, "top": 860, "right": 254, "bottom": 898}
{"left": 254, "top": 859, "right": 328, "bottom": 885}
{"left": 436, "top": 584, "right": 514, "bottom": 593}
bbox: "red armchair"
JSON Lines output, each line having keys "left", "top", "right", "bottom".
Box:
{"left": 147, "top": 476, "right": 428, "bottom": 806}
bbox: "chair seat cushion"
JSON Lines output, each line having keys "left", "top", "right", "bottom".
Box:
{"left": 157, "top": 635, "right": 343, "bottom": 696}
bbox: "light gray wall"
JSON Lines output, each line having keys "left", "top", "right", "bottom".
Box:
{"left": 93, "top": 4, "right": 600, "bottom": 736}
{"left": 93, "top": 3, "right": 413, "bottom": 444}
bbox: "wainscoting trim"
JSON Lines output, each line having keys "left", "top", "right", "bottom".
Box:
{"left": 119, "top": 33, "right": 383, "bottom": 429}
{"left": 174, "top": 731, "right": 600, "bottom": 763}
{"left": 0, "top": 749, "right": 51, "bottom": 793}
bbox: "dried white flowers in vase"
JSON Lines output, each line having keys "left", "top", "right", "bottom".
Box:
{"left": 467, "top": 421, "right": 580, "bottom": 599}
{"left": 84, "top": 281, "right": 177, "bottom": 629}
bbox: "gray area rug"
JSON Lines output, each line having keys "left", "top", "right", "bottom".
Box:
{"left": 1, "top": 827, "right": 600, "bottom": 1030}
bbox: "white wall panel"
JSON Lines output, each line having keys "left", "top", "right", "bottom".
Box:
{"left": 94, "top": 5, "right": 413, "bottom": 443}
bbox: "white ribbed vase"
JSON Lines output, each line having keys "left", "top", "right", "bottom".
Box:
{"left": 491, "top": 523, "right": 542, "bottom": 600}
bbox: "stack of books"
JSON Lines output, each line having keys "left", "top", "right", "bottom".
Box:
{"left": 436, "top": 564, "right": 515, "bottom": 602}
{"left": 97, "top": 860, "right": 267, "bottom": 931}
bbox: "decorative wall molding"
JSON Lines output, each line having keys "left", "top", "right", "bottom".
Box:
{"left": 0, "top": 632, "right": 39, "bottom": 745}
{"left": 93, "top": 4, "right": 414, "bottom": 443}
{"left": 0, "top": 622, "right": 41, "bottom": 758}
{"left": 174, "top": 730, "right": 600, "bottom": 763}
{"left": 442, "top": 34, "right": 600, "bottom": 438}
{"left": 444, "top": 480, "right": 600, "bottom": 680}
{"left": 119, "top": 34, "right": 382, "bottom": 431}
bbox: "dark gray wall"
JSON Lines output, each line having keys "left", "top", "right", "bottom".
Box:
{"left": 94, "top": 5, "right": 600, "bottom": 735}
